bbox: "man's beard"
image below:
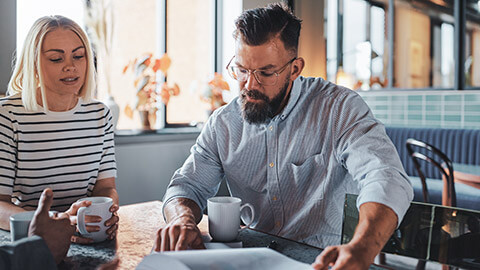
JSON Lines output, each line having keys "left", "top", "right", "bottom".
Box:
{"left": 240, "top": 78, "right": 290, "bottom": 124}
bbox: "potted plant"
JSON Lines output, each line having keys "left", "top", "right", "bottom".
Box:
{"left": 198, "top": 73, "right": 230, "bottom": 116}
{"left": 123, "top": 53, "right": 179, "bottom": 129}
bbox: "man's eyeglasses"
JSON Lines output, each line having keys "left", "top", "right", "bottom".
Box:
{"left": 226, "top": 56, "right": 296, "bottom": 86}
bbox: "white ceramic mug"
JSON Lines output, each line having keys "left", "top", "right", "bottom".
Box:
{"left": 9, "top": 211, "right": 35, "bottom": 242}
{"left": 10, "top": 210, "right": 57, "bottom": 242}
{"left": 207, "top": 196, "right": 255, "bottom": 242}
{"left": 76, "top": 197, "right": 113, "bottom": 243}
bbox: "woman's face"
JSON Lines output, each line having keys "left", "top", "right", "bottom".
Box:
{"left": 40, "top": 28, "right": 87, "bottom": 98}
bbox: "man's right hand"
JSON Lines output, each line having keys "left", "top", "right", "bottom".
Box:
{"left": 153, "top": 214, "right": 205, "bottom": 252}
{"left": 28, "top": 188, "right": 75, "bottom": 264}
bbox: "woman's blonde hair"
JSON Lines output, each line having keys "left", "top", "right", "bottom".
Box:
{"left": 7, "top": 15, "right": 95, "bottom": 111}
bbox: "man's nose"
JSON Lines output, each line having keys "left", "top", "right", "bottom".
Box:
{"left": 245, "top": 72, "right": 260, "bottom": 90}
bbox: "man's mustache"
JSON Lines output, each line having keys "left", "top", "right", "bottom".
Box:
{"left": 241, "top": 89, "right": 269, "bottom": 102}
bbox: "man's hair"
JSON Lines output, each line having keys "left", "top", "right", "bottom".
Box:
{"left": 7, "top": 15, "right": 95, "bottom": 112}
{"left": 234, "top": 2, "right": 302, "bottom": 54}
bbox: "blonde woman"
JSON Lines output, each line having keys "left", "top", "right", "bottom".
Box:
{"left": 0, "top": 15, "right": 119, "bottom": 244}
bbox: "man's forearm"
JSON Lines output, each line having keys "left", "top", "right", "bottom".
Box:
{"left": 350, "top": 202, "right": 398, "bottom": 260}
{"left": 163, "top": 198, "right": 203, "bottom": 224}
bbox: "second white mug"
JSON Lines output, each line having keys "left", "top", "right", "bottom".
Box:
{"left": 207, "top": 196, "right": 255, "bottom": 242}
{"left": 9, "top": 211, "right": 35, "bottom": 242}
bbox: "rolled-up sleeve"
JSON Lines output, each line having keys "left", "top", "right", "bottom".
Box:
{"left": 162, "top": 111, "right": 225, "bottom": 213}
{"left": 335, "top": 92, "right": 414, "bottom": 226}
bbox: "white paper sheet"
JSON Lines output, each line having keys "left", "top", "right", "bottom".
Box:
{"left": 136, "top": 247, "right": 311, "bottom": 270}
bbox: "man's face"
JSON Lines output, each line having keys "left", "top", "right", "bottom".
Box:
{"left": 234, "top": 37, "right": 294, "bottom": 124}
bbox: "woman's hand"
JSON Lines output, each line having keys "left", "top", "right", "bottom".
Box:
{"left": 105, "top": 203, "right": 119, "bottom": 240}
{"left": 65, "top": 200, "right": 101, "bottom": 244}
{"left": 90, "top": 177, "right": 119, "bottom": 240}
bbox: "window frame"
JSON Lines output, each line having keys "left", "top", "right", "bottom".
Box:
{"left": 162, "top": 0, "right": 221, "bottom": 128}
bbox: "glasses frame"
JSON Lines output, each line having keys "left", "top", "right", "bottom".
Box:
{"left": 226, "top": 56, "right": 297, "bottom": 86}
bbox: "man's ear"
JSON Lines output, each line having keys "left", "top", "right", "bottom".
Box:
{"left": 290, "top": 57, "right": 305, "bottom": 81}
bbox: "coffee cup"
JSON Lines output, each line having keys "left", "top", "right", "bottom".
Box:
{"left": 10, "top": 210, "right": 58, "bottom": 242}
{"left": 207, "top": 196, "right": 255, "bottom": 242}
{"left": 76, "top": 196, "right": 113, "bottom": 243}
{"left": 10, "top": 211, "right": 35, "bottom": 242}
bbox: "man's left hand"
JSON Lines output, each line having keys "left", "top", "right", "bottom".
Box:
{"left": 311, "top": 242, "right": 373, "bottom": 270}
{"left": 28, "top": 188, "right": 76, "bottom": 264}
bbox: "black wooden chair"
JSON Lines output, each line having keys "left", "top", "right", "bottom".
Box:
{"left": 406, "top": 138, "right": 456, "bottom": 207}
{"left": 406, "top": 138, "right": 456, "bottom": 270}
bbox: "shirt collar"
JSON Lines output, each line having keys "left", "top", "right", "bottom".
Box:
{"left": 276, "top": 76, "right": 302, "bottom": 121}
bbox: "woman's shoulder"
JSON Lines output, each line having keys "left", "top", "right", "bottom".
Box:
{"left": 0, "top": 94, "right": 24, "bottom": 118}
{"left": 0, "top": 93, "right": 23, "bottom": 107}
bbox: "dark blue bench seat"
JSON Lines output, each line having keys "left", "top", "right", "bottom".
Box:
{"left": 385, "top": 126, "right": 480, "bottom": 211}
{"left": 409, "top": 176, "right": 480, "bottom": 210}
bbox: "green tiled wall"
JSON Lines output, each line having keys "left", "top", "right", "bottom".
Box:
{"left": 358, "top": 90, "right": 480, "bottom": 129}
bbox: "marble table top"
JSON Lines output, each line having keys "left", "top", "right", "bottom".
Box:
{"left": 0, "top": 201, "right": 387, "bottom": 269}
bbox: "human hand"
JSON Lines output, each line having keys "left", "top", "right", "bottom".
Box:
{"left": 311, "top": 243, "right": 373, "bottom": 270}
{"left": 104, "top": 204, "right": 119, "bottom": 240}
{"left": 28, "top": 188, "right": 75, "bottom": 264}
{"left": 153, "top": 214, "right": 205, "bottom": 252}
{"left": 65, "top": 200, "right": 101, "bottom": 244}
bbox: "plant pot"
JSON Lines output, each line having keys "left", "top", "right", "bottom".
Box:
{"left": 139, "top": 110, "right": 152, "bottom": 130}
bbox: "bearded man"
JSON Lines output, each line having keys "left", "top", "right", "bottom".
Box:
{"left": 154, "top": 3, "right": 413, "bottom": 269}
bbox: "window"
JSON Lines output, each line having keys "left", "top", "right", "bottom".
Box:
{"left": 220, "top": 0, "right": 242, "bottom": 101}
{"left": 394, "top": 0, "right": 454, "bottom": 89}
{"left": 343, "top": 0, "right": 386, "bottom": 90}
{"left": 87, "top": 0, "right": 217, "bottom": 129}
{"left": 165, "top": 0, "right": 214, "bottom": 125}
{"left": 327, "top": 0, "right": 476, "bottom": 91}
{"left": 16, "top": 0, "right": 85, "bottom": 54}
{"left": 465, "top": 3, "right": 480, "bottom": 88}
{"left": 433, "top": 22, "right": 454, "bottom": 88}
{"left": 327, "top": 0, "right": 387, "bottom": 90}
{"left": 101, "top": 0, "right": 158, "bottom": 130}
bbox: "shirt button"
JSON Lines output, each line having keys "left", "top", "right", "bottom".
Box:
{"left": 276, "top": 221, "right": 281, "bottom": 227}
{"left": 269, "top": 126, "right": 273, "bottom": 131}
{"left": 272, "top": 196, "right": 277, "bottom": 201}
{"left": 269, "top": 162, "right": 274, "bottom": 168}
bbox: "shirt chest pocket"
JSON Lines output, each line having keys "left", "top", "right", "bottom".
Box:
{"left": 290, "top": 153, "right": 328, "bottom": 200}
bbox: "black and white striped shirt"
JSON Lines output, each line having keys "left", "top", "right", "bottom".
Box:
{"left": 0, "top": 94, "right": 117, "bottom": 211}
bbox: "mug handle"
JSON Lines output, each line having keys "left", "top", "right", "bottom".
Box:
{"left": 77, "top": 206, "right": 89, "bottom": 235}
{"left": 239, "top": 203, "right": 255, "bottom": 231}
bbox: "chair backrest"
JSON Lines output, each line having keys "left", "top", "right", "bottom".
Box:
{"left": 406, "top": 138, "right": 456, "bottom": 207}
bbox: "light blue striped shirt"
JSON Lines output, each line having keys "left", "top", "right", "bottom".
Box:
{"left": 164, "top": 76, "right": 413, "bottom": 248}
